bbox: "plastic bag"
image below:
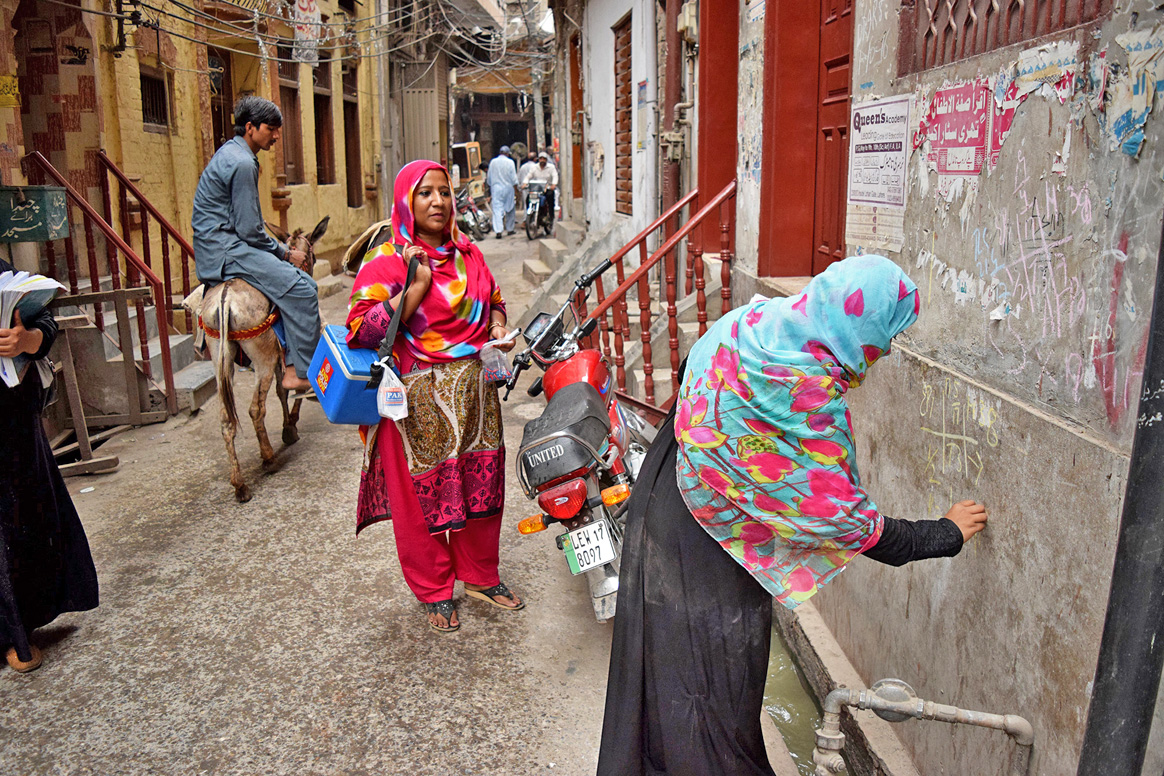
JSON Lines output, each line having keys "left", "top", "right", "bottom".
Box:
{"left": 480, "top": 328, "right": 519, "bottom": 385}
{"left": 376, "top": 362, "right": 409, "bottom": 420}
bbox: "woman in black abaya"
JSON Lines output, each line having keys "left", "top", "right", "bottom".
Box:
{"left": 597, "top": 257, "right": 988, "bottom": 775}
{"left": 0, "top": 257, "right": 99, "bottom": 672}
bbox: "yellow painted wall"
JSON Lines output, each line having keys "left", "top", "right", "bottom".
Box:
{"left": 94, "top": 3, "right": 384, "bottom": 290}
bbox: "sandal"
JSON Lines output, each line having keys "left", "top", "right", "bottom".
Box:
{"left": 425, "top": 600, "right": 460, "bottom": 633}
{"left": 465, "top": 582, "right": 525, "bottom": 611}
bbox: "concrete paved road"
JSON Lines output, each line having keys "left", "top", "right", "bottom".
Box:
{"left": 1, "top": 235, "right": 616, "bottom": 775}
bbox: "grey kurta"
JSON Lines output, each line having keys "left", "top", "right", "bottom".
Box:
{"left": 191, "top": 136, "right": 320, "bottom": 373}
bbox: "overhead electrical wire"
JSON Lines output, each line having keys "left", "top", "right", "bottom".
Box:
{"left": 143, "top": 0, "right": 432, "bottom": 56}
{"left": 156, "top": 0, "right": 426, "bottom": 40}
{"left": 136, "top": 7, "right": 448, "bottom": 65}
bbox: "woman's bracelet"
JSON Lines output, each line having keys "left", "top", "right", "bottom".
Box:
{"left": 489, "top": 321, "right": 507, "bottom": 335}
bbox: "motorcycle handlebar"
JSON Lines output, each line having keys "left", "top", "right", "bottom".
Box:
{"left": 577, "top": 259, "right": 612, "bottom": 289}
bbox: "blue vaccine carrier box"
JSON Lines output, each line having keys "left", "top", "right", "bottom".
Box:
{"left": 309, "top": 324, "right": 382, "bottom": 425}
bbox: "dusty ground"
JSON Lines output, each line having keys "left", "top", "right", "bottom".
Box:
{"left": 0, "top": 235, "right": 617, "bottom": 775}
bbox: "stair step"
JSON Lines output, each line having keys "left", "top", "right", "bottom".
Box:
{"left": 554, "top": 220, "right": 586, "bottom": 252}
{"left": 538, "top": 238, "right": 569, "bottom": 270}
{"left": 99, "top": 305, "right": 162, "bottom": 359}
{"left": 318, "top": 274, "right": 348, "bottom": 300}
{"left": 109, "top": 333, "right": 196, "bottom": 378}
{"left": 522, "top": 258, "right": 553, "bottom": 286}
{"left": 173, "top": 360, "right": 218, "bottom": 412}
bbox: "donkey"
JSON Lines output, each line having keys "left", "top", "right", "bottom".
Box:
{"left": 184, "top": 216, "right": 330, "bottom": 502}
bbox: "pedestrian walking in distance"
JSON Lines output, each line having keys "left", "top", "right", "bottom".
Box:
{"left": 0, "top": 256, "right": 99, "bottom": 673}
{"left": 597, "top": 255, "right": 988, "bottom": 774}
{"left": 346, "top": 159, "right": 522, "bottom": 633}
{"left": 487, "top": 145, "right": 518, "bottom": 238}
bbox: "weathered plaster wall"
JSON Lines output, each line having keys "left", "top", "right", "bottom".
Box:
{"left": 581, "top": 0, "right": 657, "bottom": 232}
{"left": 815, "top": 2, "right": 1162, "bottom": 775}
{"left": 727, "top": 0, "right": 1164, "bottom": 773}
{"left": 734, "top": 0, "right": 764, "bottom": 270}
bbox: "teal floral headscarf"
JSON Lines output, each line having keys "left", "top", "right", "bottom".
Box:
{"left": 674, "top": 255, "right": 920, "bottom": 609}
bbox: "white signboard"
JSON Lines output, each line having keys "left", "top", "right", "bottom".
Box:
{"left": 847, "top": 95, "right": 910, "bottom": 208}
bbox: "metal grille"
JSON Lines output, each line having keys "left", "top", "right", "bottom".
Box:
{"left": 277, "top": 46, "right": 297, "bottom": 82}
{"left": 140, "top": 72, "right": 169, "bottom": 127}
{"left": 613, "top": 16, "right": 633, "bottom": 216}
{"left": 899, "top": 0, "right": 1112, "bottom": 74}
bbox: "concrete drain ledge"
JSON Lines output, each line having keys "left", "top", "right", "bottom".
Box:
{"left": 774, "top": 601, "right": 921, "bottom": 776}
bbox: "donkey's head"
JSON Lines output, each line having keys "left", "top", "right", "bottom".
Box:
{"left": 268, "top": 216, "right": 330, "bottom": 275}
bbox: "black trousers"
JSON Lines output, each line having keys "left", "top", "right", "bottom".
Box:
{"left": 597, "top": 409, "right": 776, "bottom": 776}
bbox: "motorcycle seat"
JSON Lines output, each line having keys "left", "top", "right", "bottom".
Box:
{"left": 520, "top": 381, "right": 610, "bottom": 453}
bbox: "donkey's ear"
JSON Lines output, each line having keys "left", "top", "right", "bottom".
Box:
{"left": 308, "top": 215, "right": 330, "bottom": 244}
{"left": 266, "top": 221, "right": 290, "bottom": 243}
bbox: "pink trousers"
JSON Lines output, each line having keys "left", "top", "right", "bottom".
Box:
{"left": 378, "top": 421, "right": 502, "bottom": 603}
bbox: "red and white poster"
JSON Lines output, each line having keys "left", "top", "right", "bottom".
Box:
{"left": 914, "top": 78, "right": 992, "bottom": 198}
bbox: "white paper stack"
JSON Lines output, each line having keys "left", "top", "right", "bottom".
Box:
{"left": 0, "top": 270, "right": 65, "bottom": 387}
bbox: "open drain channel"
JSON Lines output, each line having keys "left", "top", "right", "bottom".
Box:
{"left": 764, "top": 624, "right": 823, "bottom": 775}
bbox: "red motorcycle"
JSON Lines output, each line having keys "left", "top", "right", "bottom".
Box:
{"left": 504, "top": 262, "right": 655, "bottom": 621}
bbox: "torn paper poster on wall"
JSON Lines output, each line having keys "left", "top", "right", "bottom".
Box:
{"left": 293, "top": 0, "right": 323, "bottom": 65}
{"left": 1109, "top": 25, "right": 1164, "bottom": 157}
{"left": 1014, "top": 40, "right": 1079, "bottom": 104}
{"left": 914, "top": 79, "right": 991, "bottom": 201}
{"left": 849, "top": 95, "right": 910, "bottom": 207}
{"left": 846, "top": 204, "right": 905, "bottom": 253}
{"left": 990, "top": 41, "right": 1078, "bottom": 167}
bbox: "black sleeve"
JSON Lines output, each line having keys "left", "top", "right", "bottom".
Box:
{"left": 26, "top": 306, "right": 57, "bottom": 359}
{"left": 863, "top": 516, "right": 964, "bottom": 567}
{"left": 0, "top": 257, "right": 58, "bottom": 358}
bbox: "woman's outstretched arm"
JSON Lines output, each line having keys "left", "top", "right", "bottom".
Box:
{"left": 864, "top": 500, "right": 987, "bottom": 567}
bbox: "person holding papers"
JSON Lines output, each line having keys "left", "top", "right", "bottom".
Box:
{"left": 0, "top": 257, "right": 99, "bottom": 673}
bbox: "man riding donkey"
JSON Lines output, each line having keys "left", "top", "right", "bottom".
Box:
{"left": 188, "top": 96, "right": 329, "bottom": 501}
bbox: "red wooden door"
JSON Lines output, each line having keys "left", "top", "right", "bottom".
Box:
{"left": 811, "top": 0, "right": 853, "bottom": 274}
{"left": 570, "top": 34, "right": 585, "bottom": 200}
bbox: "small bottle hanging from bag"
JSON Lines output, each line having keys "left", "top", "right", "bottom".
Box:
{"left": 376, "top": 358, "right": 409, "bottom": 420}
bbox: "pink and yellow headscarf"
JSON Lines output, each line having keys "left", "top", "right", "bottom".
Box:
{"left": 346, "top": 160, "right": 505, "bottom": 372}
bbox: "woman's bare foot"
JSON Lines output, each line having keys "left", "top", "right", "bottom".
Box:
{"left": 465, "top": 582, "right": 522, "bottom": 609}
{"left": 945, "top": 500, "right": 988, "bottom": 542}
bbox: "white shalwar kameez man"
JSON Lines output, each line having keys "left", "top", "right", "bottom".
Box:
{"left": 487, "top": 146, "right": 518, "bottom": 237}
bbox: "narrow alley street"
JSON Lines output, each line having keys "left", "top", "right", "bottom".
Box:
{"left": 0, "top": 236, "right": 617, "bottom": 775}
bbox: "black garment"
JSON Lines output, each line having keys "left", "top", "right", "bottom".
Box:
{"left": 0, "top": 259, "right": 99, "bottom": 663}
{"left": 598, "top": 408, "right": 776, "bottom": 776}
{"left": 597, "top": 410, "right": 966, "bottom": 775}
{"left": 864, "top": 515, "right": 963, "bottom": 567}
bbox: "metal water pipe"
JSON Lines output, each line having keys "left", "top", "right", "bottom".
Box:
{"left": 812, "top": 679, "right": 1034, "bottom": 776}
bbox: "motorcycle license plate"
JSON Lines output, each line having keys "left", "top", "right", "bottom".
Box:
{"left": 563, "top": 520, "right": 616, "bottom": 575}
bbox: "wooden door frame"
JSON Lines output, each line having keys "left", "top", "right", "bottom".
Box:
{"left": 569, "top": 32, "right": 585, "bottom": 202}
{"left": 757, "top": 0, "right": 820, "bottom": 278}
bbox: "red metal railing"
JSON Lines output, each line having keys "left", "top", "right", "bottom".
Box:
{"left": 98, "top": 150, "right": 196, "bottom": 332}
{"left": 24, "top": 152, "right": 179, "bottom": 416}
{"left": 583, "top": 179, "right": 737, "bottom": 407}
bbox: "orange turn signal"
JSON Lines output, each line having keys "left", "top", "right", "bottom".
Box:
{"left": 601, "top": 483, "right": 631, "bottom": 507}
{"left": 518, "top": 515, "right": 548, "bottom": 535}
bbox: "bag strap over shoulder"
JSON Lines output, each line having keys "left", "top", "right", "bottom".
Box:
{"left": 369, "top": 245, "right": 421, "bottom": 386}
